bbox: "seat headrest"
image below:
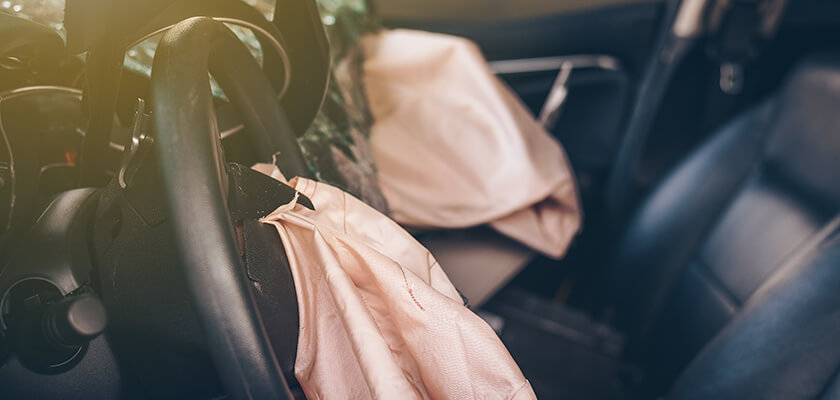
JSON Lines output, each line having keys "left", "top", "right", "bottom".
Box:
{"left": 764, "top": 52, "right": 840, "bottom": 206}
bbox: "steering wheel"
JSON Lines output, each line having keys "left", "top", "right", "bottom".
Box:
{"left": 149, "top": 17, "right": 309, "bottom": 399}
{"left": 0, "top": 13, "right": 64, "bottom": 71}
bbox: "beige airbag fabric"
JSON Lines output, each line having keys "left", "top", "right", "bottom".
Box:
{"left": 259, "top": 174, "right": 536, "bottom": 399}
{"left": 364, "top": 29, "right": 581, "bottom": 258}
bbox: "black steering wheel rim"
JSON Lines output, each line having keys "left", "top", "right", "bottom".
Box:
{"left": 150, "top": 16, "right": 305, "bottom": 400}
{"left": 0, "top": 13, "right": 65, "bottom": 70}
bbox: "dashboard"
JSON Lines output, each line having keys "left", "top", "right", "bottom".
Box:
{"left": 0, "top": 1, "right": 288, "bottom": 252}
{"left": 0, "top": 84, "right": 255, "bottom": 257}
{"left": 0, "top": 83, "right": 254, "bottom": 246}
{"left": 0, "top": 86, "right": 93, "bottom": 247}
{"left": 0, "top": 0, "right": 335, "bottom": 259}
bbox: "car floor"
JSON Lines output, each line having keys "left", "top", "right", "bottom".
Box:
{"left": 480, "top": 287, "right": 636, "bottom": 399}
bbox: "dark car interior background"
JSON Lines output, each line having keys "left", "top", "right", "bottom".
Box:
{"left": 2, "top": 0, "right": 840, "bottom": 399}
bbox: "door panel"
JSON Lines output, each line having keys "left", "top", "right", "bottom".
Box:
{"left": 379, "top": 2, "right": 663, "bottom": 68}
{"left": 498, "top": 65, "right": 631, "bottom": 206}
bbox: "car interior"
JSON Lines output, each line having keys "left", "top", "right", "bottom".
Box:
{"left": 2, "top": 0, "right": 840, "bottom": 399}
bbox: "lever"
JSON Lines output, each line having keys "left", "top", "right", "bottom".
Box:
{"left": 6, "top": 289, "right": 107, "bottom": 373}
{"left": 42, "top": 294, "right": 108, "bottom": 349}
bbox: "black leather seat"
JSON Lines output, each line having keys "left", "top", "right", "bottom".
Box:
{"left": 605, "top": 52, "right": 840, "bottom": 397}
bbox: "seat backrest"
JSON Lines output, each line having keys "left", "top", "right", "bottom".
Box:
{"left": 606, "top": 52, "right": 840, "bottom": 392}
{"left": 668, "top": 225, "right": 840, "bottom": 399}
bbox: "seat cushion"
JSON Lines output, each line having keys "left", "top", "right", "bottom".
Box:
{"left": 606, "top": 52, "right": 840, "bottom": 392}
{"left": 669, "top": 226, "right": 840, "bottom": 400}
{"left": 418, "top": 227, "right": 536, "bottom": 307}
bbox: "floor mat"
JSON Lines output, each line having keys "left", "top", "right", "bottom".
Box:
{"left": 481, "top": 288, "right": 635, "bottom": 399}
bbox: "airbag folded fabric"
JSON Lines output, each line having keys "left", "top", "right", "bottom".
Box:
{"left": 363, "top": 30, "right": 582, "bottom": 258}
{"left": 260, "top": 176, "right": 536, "bottom": 399}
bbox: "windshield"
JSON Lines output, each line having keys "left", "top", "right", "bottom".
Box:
{"left": 0, "top": 0, "right": 65, "bottom": 33}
